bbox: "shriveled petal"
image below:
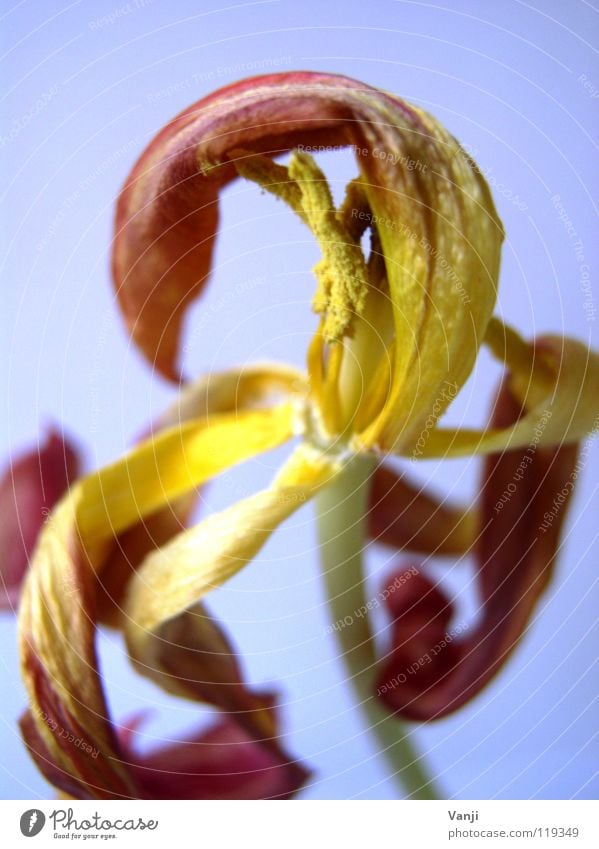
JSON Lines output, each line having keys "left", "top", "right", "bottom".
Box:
{"left": 132, "top": 605, "right": 277, "bottom": 739}
{"left": 122, "top": 714, "right": 310, "bottom": 800}
{"left": 97, "top": 364, "right": 305, "bottom": 625}
{"left": 113, "top": 71, "right": 502, "bottom": 401}
{"left": 77, "top": 405, "right": 295, "bottom": 542}
{"left": 20, "top": 707, "right": 122, "bottom": 800}
{"left": 368, "top": 463, "right": 475, "bottom": 555}
{"left": 376, "top": 379, "right": 580, "bottom": 720}
{"left": 96, "top": 492, "right": 197, "bottom": 628}
{"left": 0, "top": 429, "right": 80, "bottom": 611}
{"left": 19, "top": 515, "right": 138, "bottom": 799}
{"left": 411, "top": 335, "right": 599, "bottom": 458}
{"left": 18, "top": 405, "right": 293, "bottom": 798}
{"left": 123, "top": 445, "right": 341, "bottom": 683}
{"left": 356, "top": 106, "right": 502, "bottom": 452}
{"left": 375, "top": 567, "right": 461, "bottom": 716}
{"left": 167, "top": 362, "right": 307, "bottom": 419}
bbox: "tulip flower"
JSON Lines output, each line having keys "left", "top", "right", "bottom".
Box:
{"left": 8, "top": 71, "right": 598, "bottom": 800}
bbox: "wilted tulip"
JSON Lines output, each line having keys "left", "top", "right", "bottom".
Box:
{"left": 3, "top": 72, "right": 596, "bottom": 799}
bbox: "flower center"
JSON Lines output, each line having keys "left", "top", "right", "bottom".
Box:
{"left": 233, "top": 148, "right": 395, "bottom": 445}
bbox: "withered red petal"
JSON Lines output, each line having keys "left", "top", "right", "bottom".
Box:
{"left": 368, "top": 464, "right": 473, "bottom": 556}
{"left": 123, "top": 714, "right": 310, "bottom": 800}
{"left": 376, "top": 379, "right": 580, "bottom": 721}
{"left": 112, "top": 71, "right": 422, "bottom": 379}
{"left": 0, "top": 429, "right": 80, "bottom": 611}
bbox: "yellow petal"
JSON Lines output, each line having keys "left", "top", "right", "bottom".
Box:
{"left": 163, "top": 362, "right": 307, "bottom": 423}
{"left": 77, "top": 404, "right": 296, "bottom": 542}
{"left": 358, "top": 106, "right": 503, "bottom": 451}
{"left": 96, "top": 363, "right": 306, "bottom": 625}
{"left": 406, "top": 335, "right": 599, "bottom": 458}
{"left": 18, "top": 402, "right": 295, "bottom": 797}
{"left": 123, "top": 445, "right": 340, "bottom": 645}
{"left": 19, "top": 498, "right": 135, "bottom": 798}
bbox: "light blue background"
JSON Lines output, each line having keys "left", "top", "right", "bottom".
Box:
{"left": 1, "top": 0, "right": 597, "bottom": 800}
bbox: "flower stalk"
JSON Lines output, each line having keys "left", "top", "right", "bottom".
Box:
{"left": 316, "top": 454, "right": 439, "bottom": 799}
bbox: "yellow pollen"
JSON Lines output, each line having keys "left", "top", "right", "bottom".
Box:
{"left": 288, "top": 151, "right": 370, "bottom": 342}
{"left": 232, "top": 148, "right": 371, "bottom": 344}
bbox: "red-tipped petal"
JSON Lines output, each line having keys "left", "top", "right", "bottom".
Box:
{"left": 112, "top": 71, "right": 425, "bottom": 380}
{"left": 95, "top": 491, "right": 196, "bottom": 627}
{"left": 0, "top": 430, "right": 80, "bottom": 611}
{"left": 376, "top": 379, "right": 580, "bottom": 720}
{"left": 368, "top": 464, "right": 474, "bottom": 556}
{"left": 123, "top": 714, "right": 310, "bottom": 800}
{"left": 142, "top": 606, "right": 278, "bottom": 741}
{"left": 375, "top": 568, "right": 462, "bottom": 716}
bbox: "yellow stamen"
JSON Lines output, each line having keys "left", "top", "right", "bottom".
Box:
{"left": 289, "top": 151, "right": 370, "bottom": 342}
{"left": 322, "top": 342, "right": 344, "bottom": 433}
{"left": 230, "top": 149, "right": 306, "bottom": 221}
{"left": 353, "top": 339, "right": 396, "bottom": 435}
{"left": 337, "top": 178, "right": 371, "bottom": 241}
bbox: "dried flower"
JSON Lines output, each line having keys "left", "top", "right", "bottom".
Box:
{"left": 7, "top": 72, "right": 597, "bottom": 799}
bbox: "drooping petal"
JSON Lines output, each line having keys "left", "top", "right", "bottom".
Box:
{"left": 375, "top": 567, "right": 461, "bottom": 715}
{"left": 368, "top": 463, "right": 474, "bottom": 555}
{"left": 0, "top": 429, "right": 80, "bottom": 611}
{"left": 19, "top": 706, "right": 122, "bottom": 800}
{"left": 95, "top": 491, "right": 197, "bottom": 628}
{"left": 113, "top": 71, "right": 502, "bottom": 410}
{"left": 121, "top": 713, "right": 310, "bottom": 800}
{"left": 77, "top": 405, "right": 295, "bottom": 543}
{"left": 355, "top": 105, "right": 503, "bottom": 452}
{"left": 19, "top": 509, "right": 138, "bottom": 798}
{"left": 411, "top": 334, "right": 599, "bottom": 458}
{"left": 376, "top": 378, "right": 580, "bottom": 720}
{"left": 123, "top": 445, "right": 341, "bottom": 691}
{"left": 18, "top": 405, "right": 294, "bottom": 798}
{"left": 96, "top": 364, "right": 306, "bottom": 625}
{"left": 132, "top": 604, "right": 276, "bottom": 736}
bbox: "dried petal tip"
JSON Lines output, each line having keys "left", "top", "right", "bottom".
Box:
{"left": 113, "top": 70, "right": 502, "bottom": 389}
{"left": 375, "top": 378, "right": 581, "bottom": 721}
{"left": 122, "top": 713, "right": 310, "bottom": 800}
{"left": 0, "top": 429, "right": 80, "bottom": 611}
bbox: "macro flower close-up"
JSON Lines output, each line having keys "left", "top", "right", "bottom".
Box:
{"left": 1, "top": 1, "right": 598, "bottom": 816}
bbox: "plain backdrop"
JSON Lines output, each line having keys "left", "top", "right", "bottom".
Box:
{"left": 1, "top": 0, "right": 597, "bottom": 800}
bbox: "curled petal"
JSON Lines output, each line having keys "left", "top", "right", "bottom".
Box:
{"left": 376, "top": 378, "right": 580, "bottom": 720}
{"left": 96, "top": 364, "right": 304, "bottom": 625}
{"left": 122, "top": 713, "right": 310, "bottom": 800}
{"left": 414, "top": 334, "right": 599, "bottom": 457}
{"left": 19, "top": 511, "right": 138, "bottom": 798}
{"left": 96, "top": 491, "right": 197, "bottom": 628}
{"left": 123, "top": 445, "right": 341, "bottom": 680}
{"left": 20, "top": 706, "right": 130, "bottom": 800}
{"left": 113, "top": 70, "right": 502, "bottom": 421}
{"left": 368, "top": 463, "right": 474, "bottom": 555}
{"left": 18, "top": 405, "right": 294, "bottom": 798}
{"left": 375, "top": 568, "right": 461, "bottom": 708}
{"left": 0, "top": 429, "right": 80, "bottom": 611}
{"left": 77, "top": 406, "right": 294, "bottom": 543}
{"left": 21, "top": 697, "right": 308, "bottom": 800}
{"left": 135, "top": 605, "right": 277, "bottom": 738}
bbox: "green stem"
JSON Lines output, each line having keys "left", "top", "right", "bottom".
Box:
{"left": 316, "top": 454, "right": 440, "bottom": 799}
